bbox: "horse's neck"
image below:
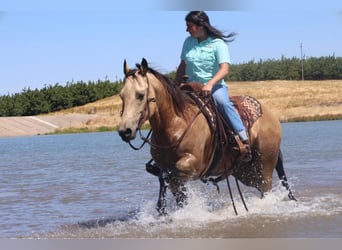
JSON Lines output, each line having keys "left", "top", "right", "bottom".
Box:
{"left": 149, "top": 80, "right": 189, "bottom": 138}
{"left": 150, "top": 85, "right": 176, "bottom": 127}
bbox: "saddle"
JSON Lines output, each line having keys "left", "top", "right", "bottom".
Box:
{"left": 145, "top": 82, "right": 263, "bottom": 179}
{"left": 180, "top": 82, "right": 263, "bottom": 164}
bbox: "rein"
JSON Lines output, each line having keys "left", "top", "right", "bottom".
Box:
{"left": 122, "top": 71, "right": 155, "bottom": 150}
{"left": 140, "top": 108, "right": 203, "bottom": 150}
{"left": 127, "top": 74, "right": 210, "bottom": 151}
{"left": 128, "top": 129, "right": 153, "bottom": 150}
{"left": 125, "top": 73, "right": 248, "bottom": 215}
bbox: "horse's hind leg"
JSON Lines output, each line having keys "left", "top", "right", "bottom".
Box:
{"left": 258, "top": 146, "right": 279, "bottom": 197}
{"left": 275, "top": 150, "right": 297, "bottom": 201}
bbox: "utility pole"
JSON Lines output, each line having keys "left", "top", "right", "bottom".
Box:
{"left": 300, "top": 43, "right": 304, "bottom": 81}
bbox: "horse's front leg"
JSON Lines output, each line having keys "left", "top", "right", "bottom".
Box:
{"left": 169, "top": 179, "right": 187, "bottom": 208}
{"left": 156, "top": 170, "right": 169, "bottom": 216}
{"left": 156, "top": 169, "right": 187, "bottom": 215}
{"left": 168, "top": 154, "right": 201, "bottom": 208}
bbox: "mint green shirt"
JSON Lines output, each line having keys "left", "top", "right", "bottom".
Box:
{"left": 180, "top": 36, "right": 231, "bottom": 86}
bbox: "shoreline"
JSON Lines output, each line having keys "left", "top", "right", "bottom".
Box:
{"left": 51, "top": 115, "right": 342, "bottom": 135}
{"left": 1, "top": 80, "right": 341, "bottom": 137}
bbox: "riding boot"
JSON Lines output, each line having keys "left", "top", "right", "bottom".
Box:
{"left": 234, "top": 135, "right": 252, "bottom": 162}
{"left": 241, "top": 140, "right": 252, "bottom": 162}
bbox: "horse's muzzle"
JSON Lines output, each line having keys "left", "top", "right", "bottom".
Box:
{"left": 118, "top": 127, "right": 134, "bottom": 142}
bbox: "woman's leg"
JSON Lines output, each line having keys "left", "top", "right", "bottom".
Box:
{"left": 211, "top": 84, "right": 248, "bottom": 141}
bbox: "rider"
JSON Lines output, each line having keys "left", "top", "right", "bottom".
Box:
{"left": 175, "top": 11, "right": 251, "bottom": 160}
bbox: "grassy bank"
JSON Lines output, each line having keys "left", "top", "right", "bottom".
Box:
{"left": 51, "top": 80, "right": 342, "bottom": 134}
{"left": 229, "top": 80, "right": 342, "bottom": 122}
{"left": 51, "top": 124, "right": 151, "bottom": 135}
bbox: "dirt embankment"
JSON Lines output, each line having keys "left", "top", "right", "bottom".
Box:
{"left": 1, "top": 80, "right": 341, "bottom": 137}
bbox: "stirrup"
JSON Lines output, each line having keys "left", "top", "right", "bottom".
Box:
{"left": 234, "top": 135, "right": 252, "bottom": 162}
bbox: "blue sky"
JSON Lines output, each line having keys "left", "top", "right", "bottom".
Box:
{"left": 1, "top": 1, "right": 342, "bottom": 95}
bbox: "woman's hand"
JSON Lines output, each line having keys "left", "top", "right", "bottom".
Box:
{"left": 201, "top": 63, "right": 229, "bottom": 96}
{"left": 201, "top": 84, "right": 213, "bottom": 97}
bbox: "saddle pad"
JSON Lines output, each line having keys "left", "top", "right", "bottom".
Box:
{"left": 181, "top": 83, "right": 262, "bottom": 131}
{"left": 230, "top": 95, "right": 263, "bottom": 130}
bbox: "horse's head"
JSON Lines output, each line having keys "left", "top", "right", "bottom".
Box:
{"left": 117, "top": 58, "right": 153, "bottom": 142}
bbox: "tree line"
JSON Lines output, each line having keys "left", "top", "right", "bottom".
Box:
{"left": 165, "top": 55, "right": 342, "bottom": 81}
{"left": 226, "top": 55, "right": 342, "bottom": 81}
{"left": 0, "top": 80, "right": 123, "bottom": 116}
{"left": 1, "top": 55, "right": 341, "bottom": 117}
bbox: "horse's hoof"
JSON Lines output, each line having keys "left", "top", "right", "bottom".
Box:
{"left": 288, "top": 192, "right": 297, "bottom": 201}
{"left": 156, "top": 207, "right": 168, "bottom": 216}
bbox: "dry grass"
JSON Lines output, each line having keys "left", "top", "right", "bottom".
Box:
{"left": 53, "top": 80, "right": 342, "bottom": 132}
{"left": 56, "top": 95, "right": 122, "bottom": 116}
{"left": 54, "top": 95, "right": 123, "bottom": 130}
{"left": 229, "top": 80, "right": 342, "bottom": 122}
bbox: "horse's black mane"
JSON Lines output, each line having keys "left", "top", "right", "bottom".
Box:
{"left": 134, "top": 63, "right": 195, "bottom": 117}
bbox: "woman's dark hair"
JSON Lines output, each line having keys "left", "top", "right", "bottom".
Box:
{"left": 185, "top": 11, "right": 236, "bottom": 42}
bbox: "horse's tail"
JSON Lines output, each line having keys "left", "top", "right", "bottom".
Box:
{"left": 275, "top": 150, "right": 297, "bottom": 201}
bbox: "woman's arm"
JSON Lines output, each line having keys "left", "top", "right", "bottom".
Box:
{"left": 207, "top": 63, "right": 229, "bottom": 87}
{"left": 202, "top": 63, "right": 229, "bottom": 95}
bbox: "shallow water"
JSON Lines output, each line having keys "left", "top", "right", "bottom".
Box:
{"left": 0, "top": 120, "right": 341, "bottom": 238}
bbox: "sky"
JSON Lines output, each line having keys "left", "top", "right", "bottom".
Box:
{"left": 1, "top": 1, "right": 342, "bottom": 95}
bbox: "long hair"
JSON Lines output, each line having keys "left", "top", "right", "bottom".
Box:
{"left": 185, "top": 11, "right": 236, "bottom": 43}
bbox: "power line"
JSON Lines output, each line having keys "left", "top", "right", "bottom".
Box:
{"left": 300, "top": 43, "right": 304, "bottom": 81}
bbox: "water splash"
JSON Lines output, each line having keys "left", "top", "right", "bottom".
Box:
{"left": 39, "top": 181, "right": 341, "bottom": 238}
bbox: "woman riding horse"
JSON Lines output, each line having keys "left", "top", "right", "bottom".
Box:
{"left": 118, "top": 58, "right": 296, "bottom": 215}
{"left": 175, "top": 11, "right": 251, "bottom": 161}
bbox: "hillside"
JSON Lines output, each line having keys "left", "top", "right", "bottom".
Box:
{"left": 1, "top": 80, "right": 341, "bottom": 137}
{"left": 228, "top": 80, "right": 342, "bottom": 122}
{"left": 52, "top": 80, "right": 342, "bottom": 129}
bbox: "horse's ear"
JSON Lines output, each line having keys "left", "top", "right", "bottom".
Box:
{"left": 139, "top": 58, "right": 148, "bottom": 76}
{"left": 123, "top": 59, "right": 130, "bottom": 76}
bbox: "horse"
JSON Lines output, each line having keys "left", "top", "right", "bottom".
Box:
{"left": 117, "top": 58, "right": 296, "bottom": 215}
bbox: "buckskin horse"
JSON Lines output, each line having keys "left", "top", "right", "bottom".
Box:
{"left": 118, "top": 58, "right": 296, "bottom": 215}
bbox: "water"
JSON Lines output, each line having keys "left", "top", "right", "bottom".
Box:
{"left": 0, "top": 120, "right": 341, "bottom": 238}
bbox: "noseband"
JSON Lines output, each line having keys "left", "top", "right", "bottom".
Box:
{"left": 120, "top": 70, "right": 155, "bottom": 150}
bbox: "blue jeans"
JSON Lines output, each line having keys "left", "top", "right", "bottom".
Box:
{"left": 211, "top": 84, "right": 248, "bottom": 141}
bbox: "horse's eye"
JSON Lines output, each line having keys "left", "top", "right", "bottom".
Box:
{"left": 136, "top": 92, "right": 145, "bottom": 101}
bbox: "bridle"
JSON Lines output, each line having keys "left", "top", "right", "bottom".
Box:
{"left": 121, "top": 70, "right": 203, "bottom": 151}
{"left": 120, "top": 70, "right": 155, "bottom": 150}
{"left": 121, "top": 68, "right": 248, "bottom": 215}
